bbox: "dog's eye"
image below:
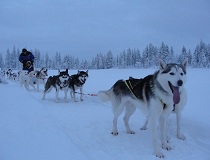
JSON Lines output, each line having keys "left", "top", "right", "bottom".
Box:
{"left": 180, "top": 72, "right": 184, "bottom": 76}
{"left": 170, "top": 72, "right": 175, "bottom": 75}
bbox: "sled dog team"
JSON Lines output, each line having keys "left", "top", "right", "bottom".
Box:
{"left": 10, "top": 58, "right": 188, "bottom": 158}
{"left": 17, "top": 67, "right": 89, "bottom": 102}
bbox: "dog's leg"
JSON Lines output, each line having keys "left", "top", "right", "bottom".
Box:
{"left": 42, "top": 86, "right": 52, "bottom": 100}
{"left": 73, "top": 90, "right": 77, "bottom": 102}
{"left": 64, "top": 89, "right": 68, "bottom": 103}
{"left": 80, "top": 87, "right": 83, "bottom": 101}
{"left": 111, "top": 100, "right": 124, "bottom": 135}
{"left": 42, "top": 92, "right": 46, "bottom": 100}
{"left": 140, "top": 116, "right": 149, "bottom": 130}
{"left": 149, "top": 103, "right": 165, "bottom": 158}
{"left": 176, "top": 111, "right": 186, "bottom": 140}
{"left": 175, "top": 88, "right": 187, "bottom": 140}
{"left": 37, "top": 81, "right": 40, "bottom": 92}
{"left": 24, "top": 80, "right": 29, "bottom": 90}
{"left": 159, "top": 115, "right": 172, "bottom": 151}
{"left": 123, "top": 103, "right": 136, "bottom": 134}
{"left": 30, "top": 81, "right": 36, "bottom": 91}
{"left": 70, "top": 90, "right": 73, "bottom": 98}
{"left": 55, "top": 89, "right": 59, "bottom": 103}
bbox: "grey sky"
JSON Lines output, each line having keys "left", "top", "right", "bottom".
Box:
{"left": 0, "top": 0, "right": 210, "bottom": 59}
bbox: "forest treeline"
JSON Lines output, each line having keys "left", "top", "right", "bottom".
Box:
{"left": 0, "top": 40, "right": 209, "bottom": 70}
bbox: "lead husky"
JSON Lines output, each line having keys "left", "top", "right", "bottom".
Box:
{"left": 69, "top": 70, "right": 88, "bottom": 102}
{"left": 98, "top": 59, "right": 187, "bottom": 158}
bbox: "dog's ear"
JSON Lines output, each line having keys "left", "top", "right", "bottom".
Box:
{"left": 86, "top": 70, "right": 88, "bottom": 74}
{"left": 182, "top": 58, "right": 188, "bottom": 69}
{"left": 159, "top": 59, "right": 167, "bottom": 70}
{"left": 58, "top": 69, "right": 60, "bottom": 74}
{"left": 66, "top": 68, "right": 68, "bottom": 73}
{"left": 77, "top": 70, "right": 80, "bottom": 74}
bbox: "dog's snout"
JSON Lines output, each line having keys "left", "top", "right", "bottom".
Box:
{"left": 177, "top": 80, "right": 183, "bottom": 86}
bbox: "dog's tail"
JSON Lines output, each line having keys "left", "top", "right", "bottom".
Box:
{"left": 97, "top": 88, "right": 112, "bottom": 102}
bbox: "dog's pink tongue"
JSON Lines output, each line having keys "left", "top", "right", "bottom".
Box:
{"left": 173, "top": 87, "right": 180, "bottom": 104}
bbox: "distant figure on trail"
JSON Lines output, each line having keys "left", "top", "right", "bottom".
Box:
{"left": 19, "top": 48, "right": 35, "bottom": 72}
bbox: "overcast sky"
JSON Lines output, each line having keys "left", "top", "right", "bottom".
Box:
{"left": 0, "top": 0, "right": 210, "bottom": 59}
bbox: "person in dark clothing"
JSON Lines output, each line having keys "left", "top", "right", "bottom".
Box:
{"left": 19, "top": 48, "right": 35, "bottom": 72}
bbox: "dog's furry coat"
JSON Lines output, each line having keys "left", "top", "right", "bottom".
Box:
{"left": 98, "top": 59, "right": 187, "bottom": 158}
{"left": 69, "top": 70, "right": 88, "bottom": 102}
{"left": 42, "top": 69, "right": 69, "bottom": 103}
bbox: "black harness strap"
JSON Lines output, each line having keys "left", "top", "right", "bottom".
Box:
{"left": 124, "top": 77, "right": 142, "bottom": 99}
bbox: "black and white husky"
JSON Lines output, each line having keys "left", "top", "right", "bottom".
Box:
{"left": 42, "top": 69, "right": 70, "bottom": 103}
{"left": 69, "top": 70, "right": 88, "bottom": 102}
{"left": 98, "top": 59, "right": 188, "bottom": 158}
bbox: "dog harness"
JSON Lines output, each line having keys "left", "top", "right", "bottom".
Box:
{"left": 58, "top": 79, "right": 69, "bottom": 90}
{"left": 125, "top": 77, "right": 168, "bottom": 110}
{"left": 124, "top": 77, "right": 141, "bottom": 99}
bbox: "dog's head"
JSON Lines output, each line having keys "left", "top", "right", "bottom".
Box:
{"left": 77, "top": 70, "right": 88, "bottom": 84}
{"left": 58, "top": 69, "right": 69, "bottom": 84}
{"left": 6, "top": 69, "right": 12, "bottom": 74}
{"left": 157, "top": 58, "right": 188, "bottom": 104}
{"left": 40, "top": 67, "right": 48, "bottom": 77}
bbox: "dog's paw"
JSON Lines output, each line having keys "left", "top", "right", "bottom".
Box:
{"left": 140, "top": 126, "right": 147, "bottom": 130}
{"left": 127, "top": 130, "right": 135, "bottom": 134}
{"left": 162, "top": 143, "right": 172, "bottom": 151}
{"left": 155, "top": 152, "right": 165, "bottom": 158}
{"left": 177, "top": 133, "right": 186, "bottom": 140}
{"left": 111, "top": 132, "right": 119, "bottom": 136}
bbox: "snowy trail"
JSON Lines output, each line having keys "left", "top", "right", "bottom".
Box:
{"left": 0, "top": 69, "right": 210, "bottom": 160}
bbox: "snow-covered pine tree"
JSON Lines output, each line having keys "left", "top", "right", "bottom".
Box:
{"left": 0, "top": 53, "right": 4, "bottom": 69}
{"left": 178, "top": 46, "right": 188, "bottom": 64}
{"left": 105, "top": 50, "right": 113, "bottom": 69}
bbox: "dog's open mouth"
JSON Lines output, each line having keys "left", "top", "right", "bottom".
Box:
{"left": 168, "top": 81, "right": 180, "bottom": 104}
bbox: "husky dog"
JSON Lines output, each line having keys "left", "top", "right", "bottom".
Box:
{"left": 0, "top": 70, "right": 5, "bottom": 78}
{"left": 35, "top": 67, "right": 48, "bottom": 91}
{"left": 6, "top": 69, "right": 12, "bottom": 79}
{"left": 27, "top": 67, "right": 48, "bottom": 91}
{"left": 69, "top": 70, "right": 88, "bottom": 102}
{"left": 0, "top": 70, "right": 8, "bottom": 84}
{"left": 19, "top": 70, "right": 30, "bottom": 90}
{"left": 11, "top": 72, "right": 18, "bottom": 81}
{"left": 98, "top": 59, "right": 188, "bottom": 158}
{"left": 42, "top": 69, "right": 70, "bottom": 103}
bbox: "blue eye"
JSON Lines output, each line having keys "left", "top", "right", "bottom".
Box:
{"left": 180, "top": 73, "right": 184, "bottom": 76}
{"left": 170, "top": 72, "right": 175, "bottom": 75}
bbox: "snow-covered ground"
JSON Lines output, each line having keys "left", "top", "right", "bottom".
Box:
{"left": 0, "top": 68, "right": 210, "bottom": 160}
